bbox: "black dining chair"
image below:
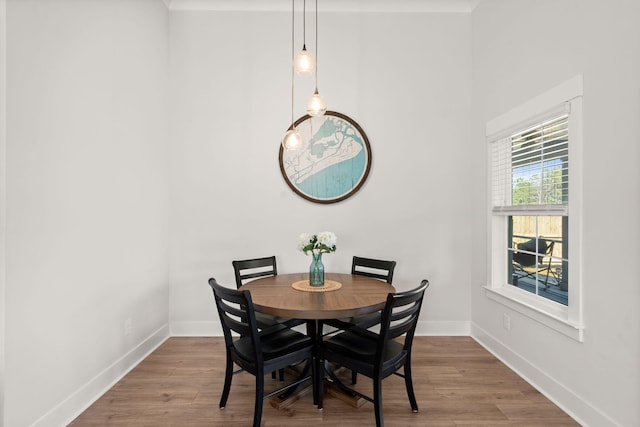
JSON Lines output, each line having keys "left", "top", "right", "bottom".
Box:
{"left": 348, "top": 256, "right": 397, "bottom": 329}
{"left": 318, "top": 279, "right": 430, "bottom": 427}
{"left": 233, "top": 256, "right": 307, "bottom": 381}
{"left": 351, "top": 256, "right": 397, "bottom": 284}
{"left": 232, "top": 256, "right": 306, "bottom": 330}
{"left": 233, "top": 256, "right": 278, "bottom": 288}
{"left": 324, "top": 256, "right": 397, "bottom": 331}
{"left": 208, "top": 278, "right": 317, "bottom": 427}
{"left": 323, "top": 256, "right": 397, "bottom": 384}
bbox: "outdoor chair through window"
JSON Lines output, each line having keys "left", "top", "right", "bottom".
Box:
{"left": 512, "top": 237, "right": 557, "bottom": 289}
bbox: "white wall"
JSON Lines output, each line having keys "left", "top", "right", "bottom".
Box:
{"left": 470, "top": 1, "right": 640, "bottom": 426}
{"left": 4, "top": 0, "right": 170, "bottom": 425}
{"left": 3, "top": 1, "right": 637, "bottom": 426}
{"left": 168, "top": 9, "right": 473, "bottom": 336}
{"left": 0, "top": 0, "right": 7, "bottom": 424}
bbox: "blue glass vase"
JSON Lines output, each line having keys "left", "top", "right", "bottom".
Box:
{"left": 309, "top": 252, "right": 325, "bottom": 287}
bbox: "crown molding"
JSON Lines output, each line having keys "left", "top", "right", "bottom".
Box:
{"left": 166, "top": 0, "right": 473, "bottom": 13}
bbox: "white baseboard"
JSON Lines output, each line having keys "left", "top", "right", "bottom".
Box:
{"left": 471, "top": 322, "right": 619, "bottom": 427}
{"left": 32, "top": 323, "right": 170, "bottom": 427}
{"left": 415, "top": 320, "right": 470, "bottom": 336}
{"left": 170, "top": 320, "right": 222, "bottom": 336}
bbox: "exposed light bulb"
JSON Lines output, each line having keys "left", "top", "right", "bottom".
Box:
{"left": 294, "top": 46, "right": 315, "bottom": 75}
{"left": 306, "top": 89, "right": 326, "bottom": 117}
{"left": 282, "top": 128, "right": 303, "bottom": 150}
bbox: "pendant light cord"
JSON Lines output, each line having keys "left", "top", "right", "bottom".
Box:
{"left": 291, "top": 0, "right": 295, "bottom": 129}
{"left": 302, "top": 0, "right": 307, "bottom": 49}
{"left": 314, "top": 0, "right": 319, "bottom": 91}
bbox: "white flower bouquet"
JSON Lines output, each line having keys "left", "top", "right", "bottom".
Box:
{"left": 299, "top": 231, "right": 337, "bottom": 255}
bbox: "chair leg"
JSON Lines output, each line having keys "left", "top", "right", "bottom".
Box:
{"left": 219, "top": 355, "right": 234, "bottom": 409}
{"left": 404, "top": 361, "right": 418, "bottom": 412}
{"left": 317, "top": 360, "right": 325, "bottom": 409}
{"left": 373, "top": 376, "right": 384, "bottom": 427}
{"left": 253, "top": 374, "right": 264, "bottom": 427}
{"left": 351, "top": 370, "right": 358, "bottom": 384}
{"left": 311, "top": 356, "right": 318, "bottom": 406}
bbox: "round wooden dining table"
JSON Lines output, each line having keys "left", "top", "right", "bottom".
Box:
{"left": 240, "top": 272, "right": 395, "bottom": 408}
{"left": 239, "top": 272, "right": 395, "bottom": 320}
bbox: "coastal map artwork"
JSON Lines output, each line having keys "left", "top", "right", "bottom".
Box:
{"left": 279, "top": 111, "right": 372, "bottom": 204}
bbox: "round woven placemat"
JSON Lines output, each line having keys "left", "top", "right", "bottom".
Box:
{"left": 291, "top": 279, "right": 342, "bottom": 293}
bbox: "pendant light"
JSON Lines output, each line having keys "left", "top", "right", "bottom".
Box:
{"left": 283, "top": 0, "right": 303, "bottom": 150}
{"left": 293, "top": 0, "right": 315, "bottom": 75}
{"left": 306, "top": 0, "right": 326, "bottom": 117}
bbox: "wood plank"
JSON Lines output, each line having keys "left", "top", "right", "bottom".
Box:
{"left": 69, "top": 337, "right": 580, "bottom": 427}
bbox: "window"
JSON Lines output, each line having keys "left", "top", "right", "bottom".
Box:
{"left": 486, "top": 76, "right": 583, "bottom": 341}
{"left": 494, "top": 116, "right": 569, "bottom": 304}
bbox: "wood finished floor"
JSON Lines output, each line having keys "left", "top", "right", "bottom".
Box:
{"left": 70, "top": 336, "right": 580, "bottom": 426}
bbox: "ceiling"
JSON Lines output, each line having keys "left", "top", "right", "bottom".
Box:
{"left": 165, "top": 0, "right": 479, "bottom": 13}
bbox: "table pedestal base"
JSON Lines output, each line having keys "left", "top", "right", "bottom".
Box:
{"left": 325, "top": 381, "right": 366, "bottom": 408}
{"left": 268, "top": 366, "right": 366, "bottom": 409}
{"left": 269, "top": 376, "right": 313, "bottom": 409}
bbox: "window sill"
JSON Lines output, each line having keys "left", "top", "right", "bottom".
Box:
{"left": 484, "top": 285, "right": 584, "bottom": 342}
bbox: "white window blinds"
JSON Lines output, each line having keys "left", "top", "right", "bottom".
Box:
{"left": 491, "top": 114, "right": 569, "bottom": 216}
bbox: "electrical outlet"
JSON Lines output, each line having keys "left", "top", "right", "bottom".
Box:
{"left": 124, "top": 318, "right": 132, "bottom": 336}
{"left": 503, "top": 313, "right": 511, "bottom": 331}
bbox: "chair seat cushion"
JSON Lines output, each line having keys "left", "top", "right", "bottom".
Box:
{"left": 351, "top": 311, "right": 381, "bottom": 329}
{"left": 324, "top": 311, "right": 381, "bottom": 331}
{"left": 254, "top": 312, "right": 278, "bottom": 328}
{"left": 323, "top": 327, "right": 404, "bottom": 365}
{"left": 234, "top": 326, "right": 312, "bottom": 362}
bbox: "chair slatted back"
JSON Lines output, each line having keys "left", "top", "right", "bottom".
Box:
{"left": 377, "top": 280, "right": 429, "bottom": 362}
{"left": 208, "top": 278, "right": 262, "bottom": 365}
{"left": 233, "top": 256, "right": 278, "bottom": 289}
{"left": 351, "top": 256, "right": 397, "bottom": 284}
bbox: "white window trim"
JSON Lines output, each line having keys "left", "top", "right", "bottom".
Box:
{"left": 485, "top": 75, "right": 584, "bottom": 342}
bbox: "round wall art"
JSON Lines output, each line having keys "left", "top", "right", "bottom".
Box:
{"left": 278, "top": 111, "right": 372, "bottom": 204}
